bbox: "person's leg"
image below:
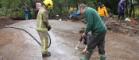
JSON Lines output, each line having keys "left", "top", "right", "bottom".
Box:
{"left": 118, "top": 12, "right": 120, "bottom": 20}
{"left": 28, "top": 12, "right": 32, "bottom": 19}
{"left": 26, "top": 11, "right": 30, "bottom": 20}
{"left": 80, "top": 48, "right": 94, "bottom": 60}
{"left": 24, "top": 13, "right": 27, "bottom": 20}
{"left": 80, "top": 33, "right": 98, "bottom": 60}
{"left": 119, "top": 14, "right": 122, "bottom": 23}
{"left": 118, "top": 13, "right": 122, "bottom": 23}
{"left": 97, "top": 32, "right": 106, "bottom": 60}
{"left": 37, "top": 31, "right": 50, "bottom": 57}
{"left": 121, "top": 12, "right": 125, "bottom": 20}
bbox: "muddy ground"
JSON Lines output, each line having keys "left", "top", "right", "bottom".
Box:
{"left": 0, "top": 17, "right": 21, "bottom": 28}
{"left": 45, "top": 20, "right": 139, "bottom": 60}
{"left": 0, "top": 19, "right": 139, "bottom": 60}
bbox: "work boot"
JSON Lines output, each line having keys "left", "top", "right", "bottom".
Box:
{"left": 80, "top": 51, "right": 92, "bottom": 60}
{"left": 42, "top": 51, "right": 51, "bottom": 57}
{"left": 80, "top": 55, "right": 89, "bottom": 60}
{"left": 100, "top": 55, "right": 106, "bottom": 60}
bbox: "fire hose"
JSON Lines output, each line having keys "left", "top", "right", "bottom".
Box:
{"left": 4, "top": 27, "right": 52, "bottom": 48}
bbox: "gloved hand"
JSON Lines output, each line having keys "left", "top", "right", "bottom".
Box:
{"left": 48, "top": 25, "right": 51, "bottom": 31}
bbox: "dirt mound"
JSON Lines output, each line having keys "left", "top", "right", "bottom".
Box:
{"left": 0, "top": 17, "right": 20, "bottom": 29}
{"left": 106, "top": 17, "right": 139, "bottom": 36}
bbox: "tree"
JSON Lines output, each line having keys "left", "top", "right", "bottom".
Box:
{"left": 0, "top": 0, "right": 34, "bottom": 19}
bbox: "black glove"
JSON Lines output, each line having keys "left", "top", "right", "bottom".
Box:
{"left": 48, "top": 25, "right": 51, "bottom": 31}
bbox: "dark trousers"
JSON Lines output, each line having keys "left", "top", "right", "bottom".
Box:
{"left": 86, "top": 31, "right": 106, "bottom": 59}
{"left": 118, "top": 12, "right": 125, "bottom": 20}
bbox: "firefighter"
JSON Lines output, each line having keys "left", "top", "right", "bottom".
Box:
{"left": 36, "top": 0, "right": 53, "bottom": 57}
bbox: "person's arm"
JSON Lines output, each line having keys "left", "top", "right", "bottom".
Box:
{"left": 104, "top": 7, "right": 109, "bottom": 17}
{"left": 85, "top": 12, "right": 93, "bottom": 33}
{"left": 42, "top": 10, "right": 51, "bottom": 30}
{"left": 82, "top": 12, "right": 93, "bottom": 47}
{"left": 97, "top": 7, "right": 100, "bottom": 15}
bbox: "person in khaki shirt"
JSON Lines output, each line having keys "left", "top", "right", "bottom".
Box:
{"left": 36, "top": 0, "right": 53, "bottom": 57}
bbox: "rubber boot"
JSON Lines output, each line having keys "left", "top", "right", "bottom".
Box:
{"left": 42, "top": 51, "right": 51, "bottom": 57}
{"left": 80, "top": 49, "right": 93, "bottom": 60}
{"left": 80, "top": 54, "right": 89, "bottom": 60}
{"left": 100, "top": 55, "right": 106, "bottom": 60}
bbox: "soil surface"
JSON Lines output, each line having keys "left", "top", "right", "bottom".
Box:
{"left": 45, "top": 20, "right": 139, "bottom": 60}
{"left": 0, "top": 17, "right": 20, "bottom": 29}
{"left": 0, "top": 19, "right": 138, "bottom": 60}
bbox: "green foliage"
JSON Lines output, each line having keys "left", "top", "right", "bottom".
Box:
{"left": 0, "top": 0, "right": 138, "bottom": 19}
{"left": 0, "top": 0, "right": 34, "bottom": 19}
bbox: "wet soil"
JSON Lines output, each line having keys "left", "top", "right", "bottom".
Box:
{"left": 0, "top": 17, "right": 20, "bottom": 29}
{"left": 0, "top": 19, "right": 138, "bottom": 60}
{"left": 44, "top": 20, "right": 139, "bottom": 60}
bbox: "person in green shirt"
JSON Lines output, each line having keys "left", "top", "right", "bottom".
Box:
{"left": 79, "top": 4, "right": 107, "bottom": 60}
